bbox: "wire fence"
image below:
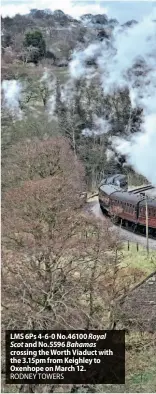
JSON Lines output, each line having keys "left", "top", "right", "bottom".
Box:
{"left": 126, "top": 240, "right": 150, "bottom": 254}
{"left": 127, "top": 240, "right": 139, "bottom": 252}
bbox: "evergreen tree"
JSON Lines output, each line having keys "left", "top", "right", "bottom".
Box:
{"left": 23, "top": 30, "right": 46, "bottom": 64}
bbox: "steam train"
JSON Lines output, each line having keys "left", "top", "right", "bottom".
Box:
{"left": 98, "top": 174, "right": 156, "bottom": 237}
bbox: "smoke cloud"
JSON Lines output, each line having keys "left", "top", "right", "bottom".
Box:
{"left": 70, "top": 43, "right": 102, "bottom": 80}
{"left": 114, "top": 114, "right": 156, "bottom": 185}
{"left": 82, "top": 115, "right": 110, "bottom": 137}
{"left": 40, "top": 68, "right": 57, "bottom": 118}
{"left": 2, "top": 80, "right": 23, "bottom": 117}
{"left": 70, "top": 10, "right": 156, "bottom": 185}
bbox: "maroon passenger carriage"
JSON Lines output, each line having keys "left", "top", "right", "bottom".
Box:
{"left": 99, "top": 184, "right": 156, "bottom": 237}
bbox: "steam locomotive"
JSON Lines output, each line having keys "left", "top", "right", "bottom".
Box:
{"left": 98, "top": 174, "right": 156, "bottom": 237}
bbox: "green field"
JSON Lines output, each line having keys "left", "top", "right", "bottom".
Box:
{"left": 122, "top": 243, "right": 156, "bottom": 275}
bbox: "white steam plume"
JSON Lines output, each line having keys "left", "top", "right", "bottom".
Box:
{"left": 70, "top": 42, "right": 102, "bottom": 80}
{"left": 106, "top": 149, "right": 115, "bottom": 161}
{"left": 70, "top": 10, "right": 156, "bottom": 185}
{"left": 40, "top": 68, "right": 57, "bottom": 118}
{"left": 2, "top": 80, "right": 23, "bottom": 117}
{"left": 114, "top": 114, "right": 156, "bottom": 185}
{"left": 82, "top": 114, "right": 110, "bottom": 137}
